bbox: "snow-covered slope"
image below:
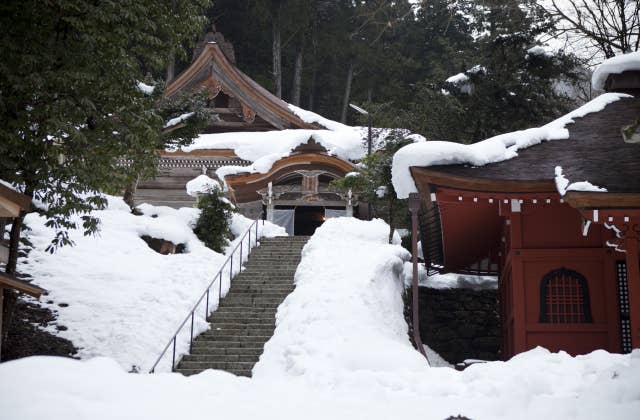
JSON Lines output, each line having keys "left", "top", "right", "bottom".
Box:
{"left": 19, "top": 196, "right": 285, "bottom": 371}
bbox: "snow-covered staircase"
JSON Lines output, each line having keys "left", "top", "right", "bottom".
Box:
{"left": 175, "top": 236, "right": 309, "bottom": 377}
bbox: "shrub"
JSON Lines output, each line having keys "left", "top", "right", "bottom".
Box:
{"left": 193, "top": 188, "right": 234, "bottom": 253}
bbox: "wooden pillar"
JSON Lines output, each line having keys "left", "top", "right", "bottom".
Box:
{"left": 509, "top": 206, "right": 526, "bottom": 353}
{"left": 624, "top": 233, "right": 640, "bottom": 349}
{"left": 0, "top": 285, "right": 3, "bottom": 361}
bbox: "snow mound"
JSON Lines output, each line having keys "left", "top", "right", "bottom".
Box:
{"left": 392, "top": 92, "right": 631, "bottom": 198}
{"left": 19, "top": 195, "right": 285, "bottom": 371}
{"left": 592, "top": 51, "right": 640, "bottom": 90}
{"left": 253, "top": 217, "right": 425, "bottom": 379}
{"left": 185, "top": 174, "right": 220, "bottom": 197}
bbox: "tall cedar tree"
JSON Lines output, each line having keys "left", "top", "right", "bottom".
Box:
{"left": 0, "top": 0, "right": 211, "bottom": 337}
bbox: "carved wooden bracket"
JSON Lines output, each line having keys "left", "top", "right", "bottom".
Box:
{"left": 241, "top": 102, "right": 256, "bottom": 124}
{"left": 202, "top": 77, "right": 223, "bottom": 98}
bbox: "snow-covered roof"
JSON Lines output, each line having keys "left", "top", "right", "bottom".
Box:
{"left": 592, "top": 51, "right": 640, "bottom": 90}
{"left": 177, "top": 106, "right": 366, "bottom": 186}
{"left": 445, "top": 73, "right": 469, "bottom": 84}
{"left": 392, "top": 93, "right": 632, "bottom": 199}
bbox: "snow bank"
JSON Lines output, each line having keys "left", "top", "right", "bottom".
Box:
{"left": 392, "top": 92, "right": 631, "bottom": 198}
{"left": 592, "top": 51, "right": 640, "bottom": 90}
{"left": 405, "top": 264, "right": 498, "bottom": 290}
{"left": 253, "top": 217, "right": 425, "bottom": 379}
{"left": 185, "top": 174, "right": 220, "bottom": 197}
{"left": 19, "top": 195, "right": 285, "bottom": 371}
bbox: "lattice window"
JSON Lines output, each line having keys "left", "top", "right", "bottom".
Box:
{"left": 540, "top": 268, "right": 592, "bottom": 323}
{"left": 617, "top": 262, "right": 633, "bottom": 353}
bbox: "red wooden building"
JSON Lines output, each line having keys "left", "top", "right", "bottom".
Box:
{"left": 406, "top": 60, "right": 640, "bottom": 358}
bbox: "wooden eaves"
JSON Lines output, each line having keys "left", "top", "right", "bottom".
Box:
{"left": 0, "top": 183, "right": 31, "bottom": 218}
{"left": 0, "top": 272, "right": 45, "bottom": 298}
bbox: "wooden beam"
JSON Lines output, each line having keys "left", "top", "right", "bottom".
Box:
{"left": 0, "top": 183, "right": 31, "bottom": 213}
{"left": 564, "top": 191, "right": 640, "bottom": 209}
{"left": 0, "top": 272, "right": 45, "bottom": 298}
{"left": 410, "top": 167, "right": 556, "bottom": 194}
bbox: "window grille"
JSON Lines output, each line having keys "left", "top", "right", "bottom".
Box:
{"left": 539, "top": 268, "right": 592, "bottom": 323}
{"left": 616, "top": 262, "right": 633, "bottom": 354}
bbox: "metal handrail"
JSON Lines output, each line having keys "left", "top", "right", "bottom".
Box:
{"left": 149, "top": 218, "right": 265, "bottom": 373}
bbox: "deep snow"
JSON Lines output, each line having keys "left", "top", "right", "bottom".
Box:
{"left": 2, "top": 217, "right": 639, "bottom": 420}
{"left": 18, "top": 195, "right": 285, "bottom": 372}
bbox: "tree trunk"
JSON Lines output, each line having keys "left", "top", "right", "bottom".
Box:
{"left": 2, "top": 213, "right": 24, "bottom": 343}
{"left": 307, "top": 17, "right": 318, "bottom": 111}
{"left": 166, "top": 52, "right": 175, "bottom": 85}
{"left": 123, "top": 178, "right": 139, "bottom": 212}
{"left": 340, "top": 61, "right": 354, "bottom": 124}
{"left": 308, "top": 65, "right": 317, "bottom": 111}
{"left": 272, "top": 4, "right": 283, "bottom": 98}
{"left": 291, "top": 37, "right": 304, "bottom": 106}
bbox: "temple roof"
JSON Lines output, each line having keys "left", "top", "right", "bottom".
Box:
{"left": 164, "top": 41, "right": 319, "bottom": 132}
{"left": 423, "top": 95, "right": 640, "bottom": 194}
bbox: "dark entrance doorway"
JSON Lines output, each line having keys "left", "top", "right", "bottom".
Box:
{"left": 294, "top": 207, "right": 324, "bottom": 236}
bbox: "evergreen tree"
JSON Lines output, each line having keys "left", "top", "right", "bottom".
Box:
{"left": 193, "top": 189, "right": 234, "bottom": 253}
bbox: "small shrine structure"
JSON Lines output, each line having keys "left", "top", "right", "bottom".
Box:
{"left": 395, "top": 52, "right": 640, "bottom": 358}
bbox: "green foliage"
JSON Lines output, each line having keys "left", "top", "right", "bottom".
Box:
{"left": 193, "top": 189, "right": 234, "bottom": 253}
{"left": 331, "top": 130, "right": 411, "bottom": 243}
{"left": 0, "top": 0, "right": 211, "bottom": 251}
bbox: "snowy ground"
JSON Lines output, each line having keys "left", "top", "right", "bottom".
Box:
{"left": 2, "top": 217, "right": 639, "bottom": 419}
{"left": 16, "top": 195, "right": 285, "bottom": 372}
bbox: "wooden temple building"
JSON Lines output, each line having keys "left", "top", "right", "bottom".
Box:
{"left": 411, "top": 66, "right": 640, "bottom": 358}
{"left": 134, "top": 27, "right": 359, "bottom": 234}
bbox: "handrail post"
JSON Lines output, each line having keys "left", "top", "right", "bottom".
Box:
{"left": 189, "top": 312, "right": 195, "bottom": 353}
{"left": 171, "top": 337, "right": 177, "bottom": 372}
{"left": 205, "top": 289, "right": 209, "bottom": 319}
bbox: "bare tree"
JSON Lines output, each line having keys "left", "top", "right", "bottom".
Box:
{"left": 544, "top": 0, "right": 640, "bottom": 58}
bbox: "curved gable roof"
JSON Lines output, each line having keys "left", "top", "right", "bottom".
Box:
{"left": 164, "top": 43, "right": 318, "bottom": 131}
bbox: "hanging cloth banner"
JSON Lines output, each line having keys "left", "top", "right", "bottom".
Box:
{"left": 273, "top": 209, "right": 295, "bottom": 236}
{"left": 325, "top": 209, "right": 347, "bottom": 219}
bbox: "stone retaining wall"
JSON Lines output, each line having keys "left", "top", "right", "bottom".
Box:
{"left": 418, "top": 287, "right": 501, "bottom": 364}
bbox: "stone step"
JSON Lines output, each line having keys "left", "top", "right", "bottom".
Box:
{"left": 190, "top": 340, "right": 267, "bottom": 348}
{"left": 172, "top": 235, "right": 308, "bottom": 377}
{"left": 174, "top": 368, "right": 252, "bottom": 377}
{"left": 189, "top": 347, "right": 263, "bottom": 356}
{"left": 202, "top": 328, "right": 275, "bottom": 337}
{"left": 181, "top": 354, "right": 259, "bottom": 363}
{"left": 208, "top": 312, "right": 276, "bottom": 328}
{"left": 212, "top": 306, "right": 279, "bottom": 313}
{"left": 220, "top": 296, "right": 285, "bottom": 303}
{"left": 221, "top": 292, "right": 291, "bottom": 299}
{"left": 178, "top": 361, "right": 256, "bottom": 371}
